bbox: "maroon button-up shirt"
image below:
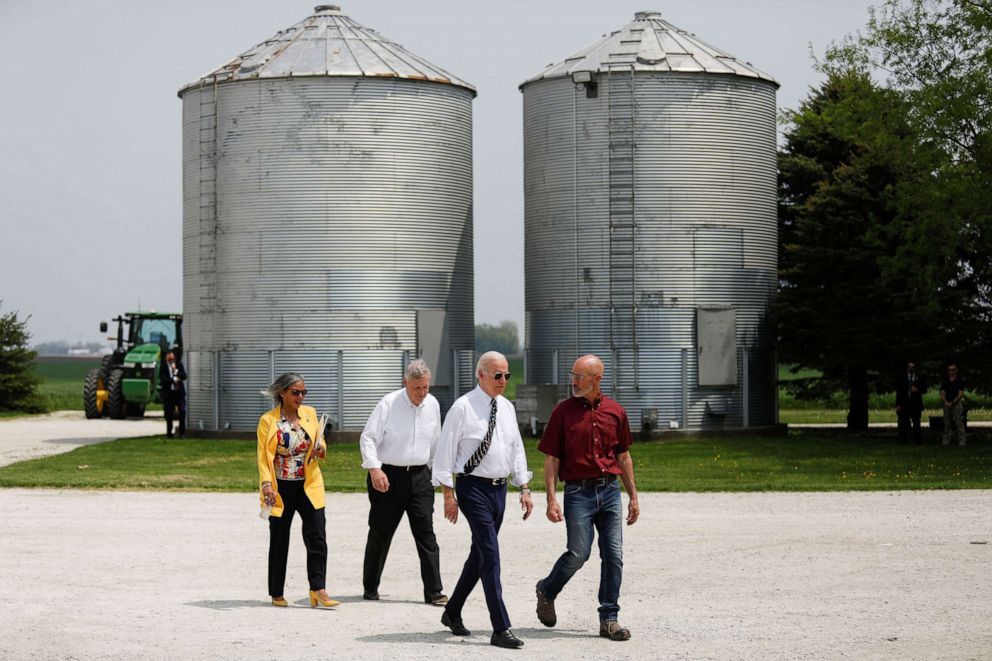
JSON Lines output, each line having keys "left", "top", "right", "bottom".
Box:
{"left": 538, "top": 394, "right": 633, "bottom": 481}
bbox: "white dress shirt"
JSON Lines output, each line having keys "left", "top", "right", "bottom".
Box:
{"left": 432, "top": 386, "right": 532, "bottom": 488}
{"left": 359, "top": 388, "right": 440, "bottom": 469}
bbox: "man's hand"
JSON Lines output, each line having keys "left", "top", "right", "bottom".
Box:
{"left": 520, "top": 491, "right": 533, "bottom": 520}
{"left": 444, "top": 496, "right": 458, "bottom": 524}
{"left": 546, "top": 499, "right": 563, "bottom": 523}
{"left": 626, "top": 497, "right": 640, "bottom": 525}
{"left": 443, "top": 486, "right": 458, "bottom": 524}
{"left": 369, "top": 468, "right": 389, "bottom": 493}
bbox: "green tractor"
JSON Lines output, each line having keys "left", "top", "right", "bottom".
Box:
{"left": 83, "top": 312, "right": 183, "bottom": 419}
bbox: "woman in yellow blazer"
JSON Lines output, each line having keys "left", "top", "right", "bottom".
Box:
{"left": 257, "top": 371, "right": 339, "bottom": 608}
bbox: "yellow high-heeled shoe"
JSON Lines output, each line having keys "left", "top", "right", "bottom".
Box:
{"left": 309, "top": 590, "right": 341, "bottom": 608}
{"left": 271, "top": 597, "right": 288, "bottom": 607}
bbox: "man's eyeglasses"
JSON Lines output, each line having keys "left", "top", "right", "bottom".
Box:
{"left": 290, "top": 389, "right": 308, "bottom": 396}
{"left": 492, "top": 372, "right": 511, "bottom": 381}
{"left": 568, "top": 372, "right": 593, "bottom": 381}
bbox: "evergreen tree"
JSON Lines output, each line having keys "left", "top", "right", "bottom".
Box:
{"left": 824, "top": 0, "right": 992, "bottom": 389}
{"left": 777, "top": 71, "right": 945, "bottom": 428}
{"left": 0, "top": 303, "right": 42, "bottom": 412}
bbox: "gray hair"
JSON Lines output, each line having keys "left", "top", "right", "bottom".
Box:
{"left": 261, "top": 372, "right": 305, "bottom": 406}
{"left": 405, "top": 359, "right": 431, "bottom": 380}
{"left": 476, "top": 351, "right": 506, "bottom": 377}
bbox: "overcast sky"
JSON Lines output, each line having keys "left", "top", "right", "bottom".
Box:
{"left": 0, "top": 0, "right": 875, "bottom": 346}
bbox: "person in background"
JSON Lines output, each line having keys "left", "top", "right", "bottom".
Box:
{"left": 940, "top": 363, "right": 966, "bottom": 447}
{"left": 535, "top": 354, "right": 639, "bottom": 642}
{"left": 432, "top": 350, "right": 533, "bottom": 649}
{"left": 159, "top": 351, "right": 186, "bottom": 438}
{"left": 359, "top": 359, "right": 446, "bottom": 605}
{"left": 257, "top": 372, "right": 338, "bottom": 608}
{"left": 894, "top": 360, "right": 924, "bottom": 444}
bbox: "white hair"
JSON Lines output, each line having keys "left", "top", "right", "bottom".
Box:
{"left": 476, "top": 351, "right": 506, "bottom": 377}
{"left": 405, "top": 359, "right": 431, "bottom": 380}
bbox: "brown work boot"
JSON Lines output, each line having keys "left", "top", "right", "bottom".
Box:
{"left": 599, "top": 620, "right": 631, "bottom": 641}
{"left": 535, "top": 581, "right": 556, "bottom": 627}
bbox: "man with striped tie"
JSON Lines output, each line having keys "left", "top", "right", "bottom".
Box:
{"left": 432, "top": 350, "right": 533, "bottom": 649}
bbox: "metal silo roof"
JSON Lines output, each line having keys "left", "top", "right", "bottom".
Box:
{"left": 521, "top": 9, "right": 778, "bottom": 88}
{"left": 178, "top": 5, "right": 475, "bottom": 97}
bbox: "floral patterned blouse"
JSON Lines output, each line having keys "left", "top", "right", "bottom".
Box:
{"left": 273, "top": 416, "right": 312, "bottom": 481}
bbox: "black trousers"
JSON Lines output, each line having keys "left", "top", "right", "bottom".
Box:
{"left": 363, "top": 464, "right": 442, "bottom": 598}
{"left": 163, "top": 390, "right": 186, "bottom": 436}
{"left": 897, "top": 410, "right": 922, "bottom": 443}
{"left": 268, "top": 479, "right": 327, "bottom": 597}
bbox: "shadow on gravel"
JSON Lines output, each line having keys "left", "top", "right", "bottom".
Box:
{"left": 356, "top": 632, "right": 469, "bottom": 645}
{"left": 356, "top": 627, "right": 595, "bottom": 645}
{"left": 508, "top": 626, "right": 598, "bottom": 639}
{"left": 188, "top": 599, "right": 270, "bottom": 610}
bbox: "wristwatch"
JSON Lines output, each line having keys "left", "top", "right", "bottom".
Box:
{"left": 520, "top": 487, "right": 532, "bottom": 495}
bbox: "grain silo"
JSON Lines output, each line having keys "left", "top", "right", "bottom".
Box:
{"left": 179, "top": 5, "right": 476, "bottom": 432}
{"left": 521, "top": 10, "right": 779, "bottom": 432}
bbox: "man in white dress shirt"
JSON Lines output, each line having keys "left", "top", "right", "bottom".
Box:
{"left": 433, "top": 350, "right": 533, "bottom": 650}
{"left": 359, "top": 359, "right": 446, "bottom": 605}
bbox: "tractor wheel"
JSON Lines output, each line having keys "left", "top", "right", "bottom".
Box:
{"left": 126, "top": 402, "right": 146, "bottom": 418}
{"left": 83, "top": 368, "right": 108, "bottom": 419}
{"left": 105, "top": 369, "right": 127, "bottom": 420}
{"left": 99, "top": 354, "right": 114, "bottom": 378}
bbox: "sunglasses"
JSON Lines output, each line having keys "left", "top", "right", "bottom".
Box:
{"left": 289, "top": 389, "right": 308, "bottom": 396}
{"left": 492, "top": 372, "right": 511, "bottom": 381}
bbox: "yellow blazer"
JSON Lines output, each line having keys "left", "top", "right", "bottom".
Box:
{"left": 257, "top": 403, "right": 325, "bottom": 516}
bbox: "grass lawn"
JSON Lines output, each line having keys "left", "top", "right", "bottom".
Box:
{"left": 780, "top": 408, "right": 992, "bottom": 425}
{"left": 1, "top": 429, "right": 988, "bottom": 492}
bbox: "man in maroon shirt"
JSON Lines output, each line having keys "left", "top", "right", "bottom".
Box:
{"left": 535, "top": 354, "right": 640, "bottom": 641}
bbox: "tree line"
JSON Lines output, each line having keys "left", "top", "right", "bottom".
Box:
{"left": 776, "top": 0, "right": 991, "bottom": 428}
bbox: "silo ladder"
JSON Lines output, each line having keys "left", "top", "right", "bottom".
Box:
{"left": 607, "top": 64, "right": 639, "bottom": 392}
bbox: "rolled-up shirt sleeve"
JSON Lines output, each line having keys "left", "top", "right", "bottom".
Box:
{"left": 432, "top": 401, "right": 463, "bottom": 488}
{"left": 359, "top": 399, "right": 387, "bottom": 470}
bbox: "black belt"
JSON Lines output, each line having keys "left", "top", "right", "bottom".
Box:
{"left": 457, "top": 473, "right": 508, "bottom": 486}
{"left": 565, "top": 474, "right": 617, "bottom": 488}
{"left": 382, "top": 464, "right": 427, "bottom": 472}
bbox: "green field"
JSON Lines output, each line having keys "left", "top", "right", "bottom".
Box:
{"left": 32, "top": 356, "right": 162, "bottom": 412}
{"left": 0, "top": 429, "right": 987, "bottom": 492}
{"left": 33, "top": 356, "right": 101, "bottom": 411}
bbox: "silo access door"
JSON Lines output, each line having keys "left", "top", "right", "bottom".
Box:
{"left": 697, "top": 307, "right": 737, "bottom": 386}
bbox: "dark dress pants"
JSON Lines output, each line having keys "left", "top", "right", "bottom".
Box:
{"left": 443, "top": 476, "right": 510, "bottom": 632}
{"left": 268, "top": 479, "right": 327, "bottom": 597}
{"left": 363, "top": 464, "right": 443, "bottom": 598}
{"left": 897, "top": 410, "right": 922, "bottom": 443}
{"left": 163, "top": 390, "right": 186, "bottom": 436}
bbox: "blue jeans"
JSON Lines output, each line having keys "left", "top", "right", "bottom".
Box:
{"left": 540, "top": 479, "right": 624, "bottom": 621}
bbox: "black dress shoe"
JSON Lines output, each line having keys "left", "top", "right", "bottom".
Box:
{"left": 441, "top": 610, "right": 470, "bottom": 636}
{"left": 425, "top": 592, "right": 448, "bottom": 605}
{"left": 363, "top": 591, "right": 379, "bottom": 600}
{"left": 491, "top": 629, "right": 524, "bottom": 649}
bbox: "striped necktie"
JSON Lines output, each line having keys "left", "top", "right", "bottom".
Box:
{"left": 463, "top": 398, "right": 497, "bottom": 475}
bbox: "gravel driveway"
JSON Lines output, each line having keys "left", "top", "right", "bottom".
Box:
{"left": 0, "top": 416, "right": 989, "bottom": 659}
{"left": 0, "top": 410, "right": 164, "bottom": 467}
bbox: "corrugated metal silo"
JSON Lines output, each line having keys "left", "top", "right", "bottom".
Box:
{"left": 521, "top": 10, "right": 779, "bottom": 431}
{"left": 179, "top": 5, "right": 476, "bottom": 431}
